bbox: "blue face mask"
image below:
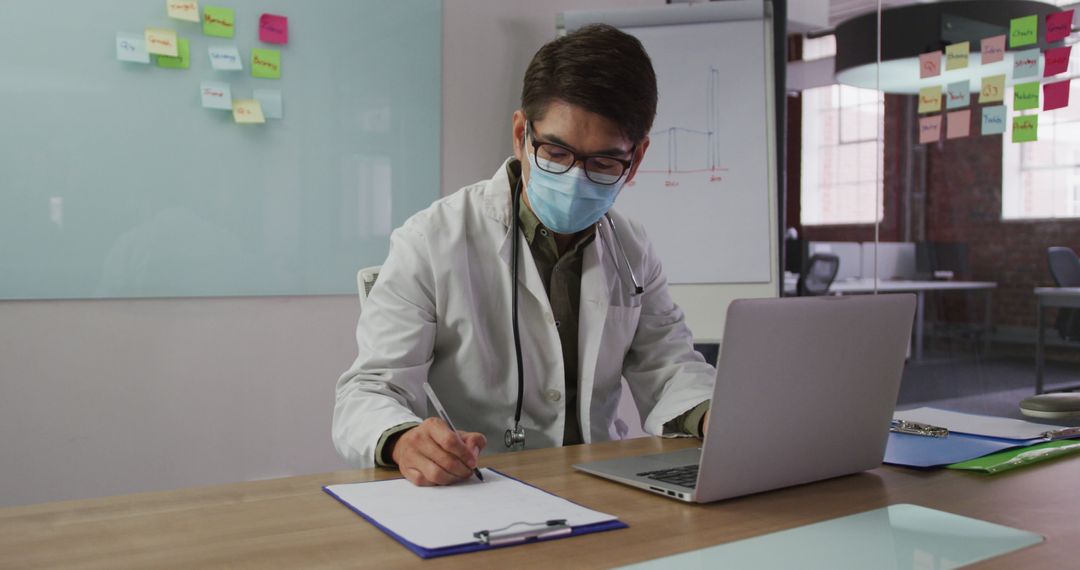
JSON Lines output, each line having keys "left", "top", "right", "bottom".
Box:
{"left": 525, "top": 151, "right": 627, "bottom": 234}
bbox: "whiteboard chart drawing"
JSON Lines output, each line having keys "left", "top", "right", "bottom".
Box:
{"left": 611, "top": 18, "right": 774, "bottom": 284}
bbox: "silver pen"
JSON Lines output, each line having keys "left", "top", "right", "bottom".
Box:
{"left": 422, "top": 382, "right": 484, "bottom": 482}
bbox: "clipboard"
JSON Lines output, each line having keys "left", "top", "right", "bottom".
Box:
{"left": 323, "top": 468, "right": 627, "bottom": 559}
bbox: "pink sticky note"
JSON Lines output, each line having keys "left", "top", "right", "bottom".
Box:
{"left": 980, "top": 35, "right": 1005, "bottom": 64}
{"left": 1044, "top": 80, "right": 1071, "bottom": 111}
{"left": 1046, "top": 10, "right": 1074, "bottom": 43}
{"left": 259, "top": 13, "right": 288, "bottom": 44}
{"left": 919, "top": 51, "right": 941, "bottom": 78}
{"left": 919, "top": 115, "right": 942, "bottom": 144}
{"left": 946, "top": 110, "right": 971, "bottom": 139}
{"left": 1045, "top": 45, "right": 1072, "bottom": 77}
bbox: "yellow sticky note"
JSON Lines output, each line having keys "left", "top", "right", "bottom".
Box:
{"left": 945, "top": 42, "right": 969, "bottom": 71}
{"left": 167, "top": 0, "right": 199, "bottom": 22}
{"left": 918, "top": 86, "right": 942, "bottom": 114}
{"left": 233, "top": 99, "right": 265, "bottom": 124}
{"left": 980, "top": 74, "right": 1005, "bottom": 103}
{"left": 144, "top": 28, "right": 178, "bottom": 57}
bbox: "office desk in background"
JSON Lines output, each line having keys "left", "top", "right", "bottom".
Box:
{"left": 1034, "top": 287, "right": 1080, "bottom": 394}
{"left": 784, "top": 277, "right": 996, "bottom": 361}
{"left": 2, "top": 437, "right": 1077, "bottom": 568}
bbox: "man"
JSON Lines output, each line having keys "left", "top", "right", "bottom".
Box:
{"left": 333, "top": 24, "right": 715, "bottom": 486}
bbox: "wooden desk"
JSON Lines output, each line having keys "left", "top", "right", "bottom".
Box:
{"left": 3, "top": 437, "right": 1078, "bottom": 568}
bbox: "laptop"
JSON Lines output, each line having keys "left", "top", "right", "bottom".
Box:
{"left": 574, "top": 294, "right": 916, "bottom": 503}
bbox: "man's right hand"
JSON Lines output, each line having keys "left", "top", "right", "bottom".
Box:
{"left": 390, "top": 418, "right": 487, "bottom": 486}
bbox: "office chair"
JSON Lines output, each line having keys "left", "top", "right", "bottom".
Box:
{"left": 1048, "top": 247, "right": 1080, "bottom": 341}
{"left": 356, "top": 265, "right": 381, "bottom": 310}
{"left": 797, "top": 253, "right": 839, "bottom": 296}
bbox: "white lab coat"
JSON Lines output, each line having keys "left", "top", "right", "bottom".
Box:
{"left": 332, "top": 158, "right": 716, "bottom": 467}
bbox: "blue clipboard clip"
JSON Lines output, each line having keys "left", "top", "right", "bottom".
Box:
{"left": 473, "top": 519, "right": 571, "bottom": 546}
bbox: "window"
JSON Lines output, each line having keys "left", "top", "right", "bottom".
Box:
{"left": 801, "top": 83, "right": 885, "bottom": 225}
{"left": 1002, "top": 78, "right": 1080, "bottom": 220}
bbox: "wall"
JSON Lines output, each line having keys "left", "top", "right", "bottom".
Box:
{"left": 2, "top": 0, "right": 694, "bottom": 508}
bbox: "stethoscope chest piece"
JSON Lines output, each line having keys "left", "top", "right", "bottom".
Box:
{"left": 505, "top": 423, "right": 526, "bottom": 450}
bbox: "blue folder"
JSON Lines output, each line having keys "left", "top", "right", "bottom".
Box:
{"left": 323, "top": 468, "right": 628, "bottom": 559}
{"left": 884, "top": 432, "right": 1043, "bottom": 468}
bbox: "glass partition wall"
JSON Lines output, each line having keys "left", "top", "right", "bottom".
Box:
{"left": 788, "top": 0, "right": 1080, "bottom": 420}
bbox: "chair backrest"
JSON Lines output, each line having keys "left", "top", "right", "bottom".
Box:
{"left": 1048, "top": 247, "right": 1080, "bottom": 287}
{"left": 798, "top": 253, "right": 840, "bottom": 296}
{"left": 356, "top": 266, "right": 381, "bottom": 308}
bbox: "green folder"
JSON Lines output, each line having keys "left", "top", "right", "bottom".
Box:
{"left": 948, "top": 439, "right": 1080, "bottom": 474}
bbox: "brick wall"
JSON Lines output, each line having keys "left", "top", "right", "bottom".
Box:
{"left": 795, "top": 93, "right": 1080, "bottom": 329}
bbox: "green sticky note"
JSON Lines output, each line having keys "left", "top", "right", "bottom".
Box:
{"left": 1009, "top": 14, "right": 1037, "bottom": 48}
{"left": 155, "top": 37, "right": 190, "bottom": 69}
{"left": 203, "top": 6, "right": 235, "bottom": 38}
{"left": 1014, "top": 81, "right": 1040, "bottom": 111}
{"left": 1012, "top": 115, "right": 1039, "bottom": 143}
{"left": 251, "top": 48, "right": 281, "bottom": 79}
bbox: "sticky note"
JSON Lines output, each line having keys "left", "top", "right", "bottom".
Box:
{"left": 919, "top": 51, "right": 941, "bottom": 79}
{"left": 208, "top": 45, "right": 243, "bottom": 70}
{"left": 145, "top": 28, "right": 178, "bottom": 57}
{"left": 253, "top": 89, "right": 282, "bottom": 119}
{"left": 980, "top": 74, "right": 1005, "bottom": 103}
{"left": 1044, "top": 45, "right": 1072, "bottom": 77}
{"left": 1012, "top": 115, "right": 1038, "bottom": 143}
{"left": 116, "top": 32, "right": 150, "bottom": 63}
{"left": 156, "top": 37, "right": 190, "bottom": 69}
{"left": 1012, "top": 48, "right": 1040, "bottom": 79}
{"left": 945, "top": 81, "right": 970, "bottom": 109}
{"left": 945, "top": 42, "right": 969, "bottom": 71}
{"left": 981, "top": 105, "right": 1007, "bottom": 135}
{"left": 167, "top": 0, "right": 199, "bottom": 22}
{"left": 1014, "top": 81, "right": 1040, "bottom": 110}
{"left": 1046, "top": 9, "right": 1074, "bottom": 43}
{"left": 203, "top": 6, "right": 235, "bottom": 38}
{"left": 1010, "top": 15, "right": 1038, "bottom": 48}
{"left": 251, "top": 48, "right": 281, "bottom": 79}
{"left": 1044, "top": 80, "right": 1071, "bottom": 111}
{"left": 200, "top": 80, "right": 232, "bottom": 110}
{"left": 946, "top": 110, "right": 971, "bottom": 139}
{"left": 918, "top": 86, "right": 942, "bottom": 114}
{"left": 980, "top": 35, "right": 1005, "bottom": 65}
{"left": 259, "top": 13, "right": 288, "bottom": 44}
{"left": 233, "top": 99, "right": 265, "bottom": 123}
{"left": 919, "top": 115, "right": 942, "bottom": 144}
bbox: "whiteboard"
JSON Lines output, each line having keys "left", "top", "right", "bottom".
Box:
{"left": 563, "top": 2, "right": 775, "bottom": 284}
{"left": 0, "top": 0, "right": 441, "bottom": 300}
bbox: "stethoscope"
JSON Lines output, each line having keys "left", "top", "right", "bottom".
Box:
{"left": 504, "top": 171, "right": 645, "bottom": 450}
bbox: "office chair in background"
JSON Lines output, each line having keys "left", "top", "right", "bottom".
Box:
{"left": 1048, "top": 247, "right": 1080, "bottom": 341}
{"left": 797, "top": 253, "right": 839, "bottom": 296}
{"left": 356, "top": 265, "right": 381, "bottom": 309}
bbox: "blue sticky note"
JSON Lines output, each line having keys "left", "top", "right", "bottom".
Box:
{"left": 981, "top": 106, "right": 1007, "bottom": 135}
{"left": 1013, "top": 48, "right": 1040, "bottom": 79}
{"left": 945, "top": 81, "right": 970, "bottom": 109}
{"left": 253, "top": 88, "right": 282, "bottom": 119}
{"left": 208, "top": 45, "right": 243, "bottom": 71}
{"left": 200, "top": 80, "right": 232, "bottom": 110}
{"left": 116, "top": 32, "right": 150, "bottom": 64}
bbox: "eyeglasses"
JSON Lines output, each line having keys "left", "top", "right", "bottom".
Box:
{"left": 526, "top": 122, "right": 634, "bottom": 185}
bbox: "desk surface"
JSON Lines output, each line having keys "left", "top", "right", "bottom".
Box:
{"left": 784, "top": 277, "right": 997, "bottom": 295}
{"left": 3, "top": 437, "right": 1078, "bottom": 568}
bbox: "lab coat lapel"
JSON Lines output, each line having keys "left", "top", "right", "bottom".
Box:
{"left": 497, "top": 217, "right": 550, "bottom": 311}
{"left": 577, "top": 231, "right": 614, "bottom": 444}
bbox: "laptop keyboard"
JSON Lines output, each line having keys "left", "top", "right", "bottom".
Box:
{"left": 636, "top": 464, "right": 699, "bottom": 488}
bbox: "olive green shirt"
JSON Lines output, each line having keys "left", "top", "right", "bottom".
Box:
{"left": 373, "top": 160, "right": 709, "bottom": 466}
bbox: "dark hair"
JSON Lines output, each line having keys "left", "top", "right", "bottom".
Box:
{"left": 521, "top": 24, "right": 657, "bottom": 144}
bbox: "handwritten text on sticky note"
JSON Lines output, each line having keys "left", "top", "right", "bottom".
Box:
{"left": 1044, "top": 46, "right": 1072, "bottom": 77}
{"left": 945, "top": 42, "right": 969, "bottom": 71}
{"left": 203, "top": 6, "right": 235, "bottom": 38}
{"left": 259, "top": 14, "right": 288, "bottom": 44}
{"left": 981, "top": 106, "right": 1006, "bottom": 135}
{"left": 167, "top": 0, "right": 199, "bottom": 22}
{"left": 145, "top": 28, "right": 178, "bottom": 57}
{"left": 980, "top": 35, "right": 1005, "bottom": 65}
{"left": 1010, "top": 15, "right": 1038, "bottom": 48}
{"left": 919, "top": 51, "right": 941, "bottom": 79}
{"left": 116, "top": 32, "right": 150, "bottom": 63}
{"left": 980, "top": 75, "right": 1005, "bottom": 103}
{"left": 946, "top": 81, "right": 970, "bottom": 109}
{"left": 918, "top": 87, "right": 942, "bottom": 114}
{"left": 200, "top": 80, "right": 232, "bottom": 110}
{"left": 233, "top": 99, "right": 266, "bottom": 123}
{"left": 1014, "top": 81, "right": 1040, "bottom": 110}
{"left": 1046, "top": 10, "right": 1074, "bottom": 42}
{"left": 1012, "top": 115, "right": 1038, "bottom": 143}
{"left": 208, "top": 45, "right": 243, "bottom": 70}
{"left": 1013, "top": 48, "right": 1040, "bottom": 79}
{"left": 919, "top": 115, "right": 942, "bottom": 144}
{"left": 251, "top": 48, "right": 281, "bottom": 79}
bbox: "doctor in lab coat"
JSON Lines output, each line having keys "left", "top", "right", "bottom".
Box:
{"left": 333, "top": 24, "right": 715, "bottom": 486}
